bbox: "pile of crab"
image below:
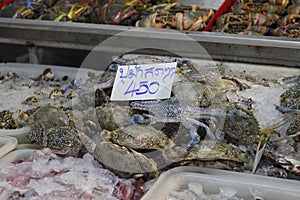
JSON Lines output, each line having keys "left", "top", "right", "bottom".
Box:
{"left": 0, "top": 56, "right": 299, "bottom": 198}
{"left": 0, "top": 0, "right": 214, "bottom": 31}
{"left": 213, "top": 0, "right": 300, "bottom": 37}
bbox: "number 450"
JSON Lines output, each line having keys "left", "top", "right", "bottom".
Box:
{"left": 124, "top": 80, "right": 160, "bottom": 96}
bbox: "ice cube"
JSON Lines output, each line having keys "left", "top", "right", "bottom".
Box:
{"left": 188, "top": 182, "right": 203, "bottom": 196}
{"left": 219, "top": 186, "right": 238, "bottom": 198}
{"left": 29, "top": 177, "right": 65, "bottom": 195}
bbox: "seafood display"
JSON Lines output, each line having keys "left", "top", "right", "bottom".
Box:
{"left": 2, "top": 0, "right": 300, "bottom": 37}
{"left": 213, "top": 0, "right": 300, "bottom": 37}
{"left": 0, "top": 0, "right": 215, "bottom": 30}
{"left": 0, "top": 55, "right": 299, "bottom": 199}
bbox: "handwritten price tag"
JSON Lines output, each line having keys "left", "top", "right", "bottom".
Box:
{"left": 110, "top": 62, "right": 177, "bottom": 101}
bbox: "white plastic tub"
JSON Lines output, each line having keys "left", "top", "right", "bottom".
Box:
{"left": 142, "top": 166, "right": 300, "bottom": 200}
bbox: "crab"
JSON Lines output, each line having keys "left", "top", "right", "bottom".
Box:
{"left": 162, "top": 140, "right": 253, "bottom": 171}
{"left": 42, "top": 126, "right": 82, "bottom": 156}
{"left": 0, "top": 110, "right": 18, "bottom": 129}
{"left": 274, "top": 82, "right": 300, "bottom": 140}
{"left": 286, "top": 117, "right": 300, "bottom": 140}
{"left": 94, "top": 3, "right": 139, "bottom": 26}
{"left": 223, "top": 102, "right": 261, "bottom": 144}
{"left": 28, "top": 107, "right": 82, "bottom": 156}
{"left": 280, "top": 81, "right": 300, "bottom": 110}
{"left": 77, "top": 128, "right": 160, "bottom": 180}
{"left": 96, "top": 102, "right": 133, "bottom": 131}
{"left": 130, "top": 97, "right": 234, "bottom": 148}
{"left": 136, "top": 13, "right": 170, "bottom": 28}
{"left": 172, "top": 8, "right": 214, "bottom": 31}
{"left": 28, "top": 107, "right": 69, "bottom": 132}
{"left": 101, "top": 124, "right": 175, "bottom": 150}
{"left": 266, "top": 137, "right": 300, "bottom": 176}
{"left": 267, "top": 86, "right": 300, "bottom": 172}
{"left": 171, "top": 81, "right": 212, "bottom": 108}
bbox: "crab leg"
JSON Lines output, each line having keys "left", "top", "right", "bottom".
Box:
{"left": 252, "top": 140, "right": 267, "bottom": 173}
{"left": 0, "top": 144, "right": 39, "bottom": 164}
{"left": 253, "top": 118, "right": 288, "bottom": 173}
{"left": 274, "top": 104, "right": 300, "bottom": 115}
{"left": 271, "top": 131, "right": 300, "bottom": 142}
{"left": 0, "top": 135, "right": 18, "bottom": 158}
{"left": 0, "top": 126, "right": 31, "bottom": 144}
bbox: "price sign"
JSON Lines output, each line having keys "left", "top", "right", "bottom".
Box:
{"left": 110, "top": 62, "right": 177, "bottom": 101}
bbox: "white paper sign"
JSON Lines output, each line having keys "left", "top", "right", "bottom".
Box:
{"left": 110, "top": 62, "right": 177, "bottom": 101}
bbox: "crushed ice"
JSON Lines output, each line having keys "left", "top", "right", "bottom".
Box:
{"left": 0, "top": 148, "right": 119, "bottom": 199}
{"left": 167, "top": 182, "right": 265, "bottom": 200}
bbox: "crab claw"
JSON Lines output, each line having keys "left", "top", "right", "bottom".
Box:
{"left": 186, "top": 119, "right": 216, "bottom": 148}
{"left": 187, "top": 133, "right": 200, "bottom": 148}
{"left": 274, "top": 104, "right": 286, "bottom": 113}
{"left": 128, "top": 114, "right": 151, "bottom": 125}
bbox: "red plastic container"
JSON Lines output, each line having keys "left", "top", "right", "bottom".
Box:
{"left": 204, "top": 0, "right": 237, "bottom": 31}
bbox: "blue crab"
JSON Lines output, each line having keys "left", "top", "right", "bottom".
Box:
{"left": 28, "top": 107, "right": 82, "bottom": 156}
{"left": 130, "top": 97, "right": 233, "bottom": 148}
{"left": 162, "top": 140, "right": 253, "bottom": 171}
{"left": 274, "top": 82, "right": 300, "bottom": 140}
{"left": 280, "top": 81, "right": 300, "bottom": 110}
{"left": 77, "top": 128, "right": 160, "bottom": 180}
{"left": 96, "top": 102, "right": 133, "bottom": 131}
{"left": 101, "top": 124, "right": 175, "bottom": 150}
{"left": 223, "top": 102, "right": 261, "bottom": 144}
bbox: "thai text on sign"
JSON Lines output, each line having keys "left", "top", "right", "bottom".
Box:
{"left": 110, "top": 62, "right": 177, "bottom": 101}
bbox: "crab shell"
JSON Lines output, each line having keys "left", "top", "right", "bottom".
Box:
{"left": 93, "top": 141, "right": 159, "bottom": 179}
{"left": 286, "top": 117, "right": 300, "bottom": 142}
{"left": 172, "top": 81, "right": 212, "bottom": 107}
{"left": 102, "top": 124, "right": 175, "bottom": 150}
{"left": 28, "top": 107, "right": 81, "bottom": 156}
{"left": 0, "top": 110, "right": 18, "bottom": 129}
{"left": 96, "top": 103, "right": 132, "bottom": 131}
{"left": 163, "top": 140, "right": 253, "bottom": 171}
{"left": 280, "top": 82, "right": 300, "bottom": 109}
{"left": 223, "top": 102, "right": 260, "bottom": 144}
{"left": 44, "top": 126, "right": 82, "bottom": 156}
{"left": 29, "top": 107, "right": 69, "bottom": 131}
